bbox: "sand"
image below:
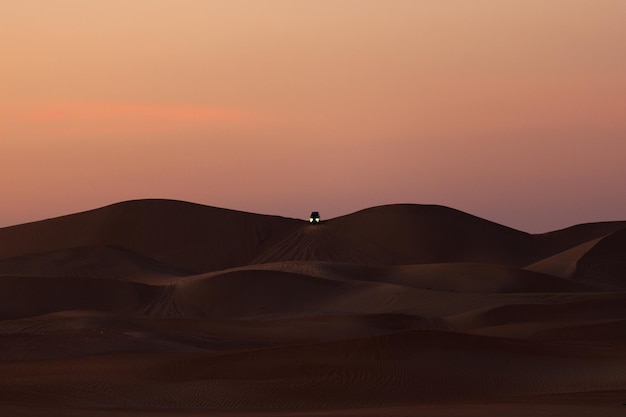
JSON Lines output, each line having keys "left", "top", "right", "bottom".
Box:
{"left": 1, "top": 199, "right": 625, "bottom": 416}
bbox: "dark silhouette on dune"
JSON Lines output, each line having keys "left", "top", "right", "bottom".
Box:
{"left": 1, "top": 199, "right": 625, "bottom": 416}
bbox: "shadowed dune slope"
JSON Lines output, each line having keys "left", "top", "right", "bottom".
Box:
{"left": 2, "top": 201, "right": 623, "bottom": 272}
{"left": 253, "top": 205, "right": 625, "bottom": 267}
{"left": 533, "top": 319, "right": 626, "bottom": 342}
{"left": 467, "top": 294, "right": 626, "bottom": 327}
{"left": 254, "top": 204, "right": 537, "bottom": 266}
{"left": 169, "top": 268, "right": 505, "bottom": 319}
{"left": 524, "top": 237, "right": 605, "bottom": 278}
{"left": 304, "top": 261, "right": 595, "bottom": 293}
{"left": 0, "top": 245, "right": 191, "bottom": 283}
{"left": 167, "top": 266, "right": 601, "bottom": 322}
{"left": 574, "top": 228, "right": 626, "bottom": 288}
{"left": 446, "top": 292, "right": 626, "bottom": 333}
{"left": 534, "top": 221, "right": 626, "bottom": 256}
{"left": 0, "top": 276, "right": 160, "bottom": 320}
{"left": 525, "top": 223, "right": 626, "bottom": 282}
{"left": 0, "top": 200, "right": 300, "bottom": 273}
{"left": 0, "top": 311, "right": 443, "bottom": 361}
{"left": 216, "top": 261, "right": 596, "bottom": 293}
{"left": 172, "top": 269, "right": 424, "bottom": 319}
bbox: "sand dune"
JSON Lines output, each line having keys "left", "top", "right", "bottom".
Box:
{"left": 1, "top": 199, "right": 625, "bottom": 415}
{"left": 0, "top": 199, "right": 300, "bottom": 273}
{"left": 575, "top": 228, "right": 626, "bottom": 288}
{"left": 3, "top": 201, "right": 621, "bottom": 274}
{"left": 254, "top": 204, "right": 538, "bottom": 266}
{"left": 172, "top": 268, "right": 463, "bottom": 319}
{"left": 264, "top": 261, "right": 595, "bottom": 293}
{"left": 0, "top": 245, "right": 191, "bottom": 283}
{"left": 0, "top": 275, "right": 160, "bottom": 320}
{"left": 524, "top": 236, "right": 605, "bottom": 278}
{"left": 534, "top": 221, "right": 626, "bottom": 255}
{"left": 526, "top": 227, "right": 626, "bottom": 289}
{"left": 187, "top": 260, "right": 597, "bottom": 295}
{"left": 446, "top": 292, "right": 626, "bottom": 331}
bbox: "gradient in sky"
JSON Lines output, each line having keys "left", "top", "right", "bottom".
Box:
{"left": 1, "top": 0, "right": 625, "bottom": 232}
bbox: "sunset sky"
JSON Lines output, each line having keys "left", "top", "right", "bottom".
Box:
{"left": 2, "top": 1, "right": 625, "bottom": 232}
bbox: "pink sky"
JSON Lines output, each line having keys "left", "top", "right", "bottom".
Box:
{"left": 1, "top": 1, "right": 625, "bottom": 232}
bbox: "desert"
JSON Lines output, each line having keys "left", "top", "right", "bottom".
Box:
{"left": 0, "top": 199, "right": 625, "bottom": 416}
{"left": 5, "top": 1, "right": 626, "bottom": 415}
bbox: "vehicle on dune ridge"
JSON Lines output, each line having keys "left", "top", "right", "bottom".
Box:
{"left": 309, "top": 211, "right": 320, "bottom": 224}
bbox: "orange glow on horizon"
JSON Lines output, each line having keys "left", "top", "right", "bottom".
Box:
{"left": 1, "top": 101, "right": 263, "bottom": 136}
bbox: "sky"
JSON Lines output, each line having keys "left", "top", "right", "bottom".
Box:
{"left": 1, "top": 0, "right": 625, "bottom": 233}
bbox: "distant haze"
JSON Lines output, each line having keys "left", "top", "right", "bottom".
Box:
{"left": 1, "top": 1, "right": 625, "bottom": 233}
